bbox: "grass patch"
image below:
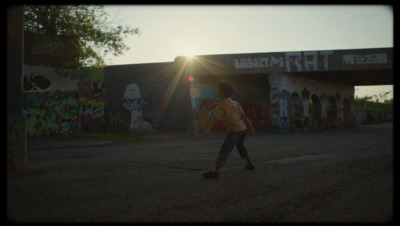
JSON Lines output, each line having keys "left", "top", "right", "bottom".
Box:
{"left": 354, "top": 99, "right": 393, "bottom": 123}
{"left": 354, "top": 100, "right": 393, "bottom": 113}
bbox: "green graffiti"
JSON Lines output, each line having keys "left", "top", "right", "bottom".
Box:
{"left": 24, "top": 92, "right": 43, "bottom": 107}
{"left": 108, "top": 112, "right": 130, "bottom": 127}
{"left": 23, "top": 92, "right": 79, "bottom": 137}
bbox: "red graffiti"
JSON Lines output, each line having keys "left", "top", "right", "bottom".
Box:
{"left": 241, "top": 100, "right": 270, "bottom": 130}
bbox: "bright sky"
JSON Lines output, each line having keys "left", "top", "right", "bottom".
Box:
{"left": 104, "top": 5, "right": 393, "bottom": 100}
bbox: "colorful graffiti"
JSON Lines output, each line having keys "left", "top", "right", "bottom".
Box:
{"left": 78, "top": 80, "right": 105, "bottom": 132}
{"left": 190, "top": 83, "right": 226, "bottom": 132}
{"left": 290, "top": 93, "right": 303, "bottom": 131}
{"left": 272, "top": 90, "right": 354, "bottom": 132}
{"left": 269, "top": 72, "right": 356, "bottom": 132}
{"left": 193, "top": 98, "right": 210, "bottom": 132}
{"left": 190, "top": 82, "right": 271, "bottom": 132}
{"left": 270, "top": 89, "right": 291, "bottom": 133}
{"left": 22, "top": 67, "right": 107, "bottom": 136}
{"left": 23, "top": 92, "right": 79, "bottom": 137}
{"left": 192, "top": 97, "right": 225, "bottom": 132}
{"left": 241, "top": 100, "right": 270, "bottom": 130}
{"left": 288, "top": 88, "right": 314, "bottom": 131}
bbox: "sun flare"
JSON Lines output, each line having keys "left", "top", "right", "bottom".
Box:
{"left": 185, "top": 54, "right": 196, "bottom": 60}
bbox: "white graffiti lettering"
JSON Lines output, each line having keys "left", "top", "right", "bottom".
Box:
{"left": 233, "top": 51, "right": 334, "bottom": 71}
{"left": 303, "top": 51, "right": 318, "bottom": 71}
{"left": 285, "top": 52, "right": 302, "bottom": 72}
{"left": 319, "top": 51, "right": 333, "bottom": 71}
{"left": 270, "top": 56, "right": 284, "bottom": 67}
{"left": 342, "top": 54, "right": 388, "bottom": 65}
{"left": 234, "top": 57, "right": 285, "bottom": 69}
{"left": 234, "top": 57, "right": 269, "bottom": 69}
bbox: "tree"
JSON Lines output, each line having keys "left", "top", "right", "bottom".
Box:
{"left": 24, "top": 5, "right": 139, "bottom": 71}
{"left": 379, "top": 91, "right": 392, "bottom": 102}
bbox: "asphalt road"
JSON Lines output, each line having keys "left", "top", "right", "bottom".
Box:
{"left": 7, "top": 123, "right": 393, "bottom": 223}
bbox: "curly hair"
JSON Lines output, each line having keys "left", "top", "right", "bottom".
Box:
{"left": 217, "top": 80, "right": 234, "bottom": 98}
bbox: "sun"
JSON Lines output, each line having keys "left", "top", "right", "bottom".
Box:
{"left": 185, "top": 54, "right": 196, "bottom": 60}
{"left": 181, "top": 48, "right": 198, "bottom": 60}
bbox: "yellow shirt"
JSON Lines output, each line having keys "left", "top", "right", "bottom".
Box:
{"left": 213, "top": 98, "right": 248, "bottom": 132}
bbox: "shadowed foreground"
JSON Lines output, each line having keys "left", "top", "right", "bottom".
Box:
{"left": 7, "top": 124, "right": 393, "bottom": 223}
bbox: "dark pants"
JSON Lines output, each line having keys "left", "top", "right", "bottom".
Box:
{"left": 215, "top": 130, "right": 249, "bottom": 166}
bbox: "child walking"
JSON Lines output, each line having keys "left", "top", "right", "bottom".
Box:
{"left": 202, "top": 80, "right": 256, "bottom": 179}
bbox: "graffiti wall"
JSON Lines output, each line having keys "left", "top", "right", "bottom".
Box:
{"left": 355, "top": 111, "right": 390, "bottom": 124}
{"left": 269, "top": 73, "right": 354, "bottom": 132}
{"left": 190, "top": 83, "right": 225, "bottom": 132}
{"left": 190, "top": 75, "right": 270, "bottom": 133}
{"left": 104, "top": 63, "right": 193, "bottom": 133}
{"left": 78, "top": 80, "right": 105, "bottom": 132}
{"left": 234, "top": 50, "right": 333, "bottom": 72}
{"left": 24, "top": 91, "right": 79, "bottom": 136}
{"left": 23, "top": 66, "right": 105, "bottom": 137}
{"left": 189, "top": 71, "right": 355, "bottom": 134}
{"left": 270, "top": 87, "right": 290, "bottom": 133}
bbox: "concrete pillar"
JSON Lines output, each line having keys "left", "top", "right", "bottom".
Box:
{"left": 7, "top": 6, "right": 26, "bottom": 176}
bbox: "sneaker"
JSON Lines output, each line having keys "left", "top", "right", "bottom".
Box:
{"left": 202, "top": 171, "right": 219, "bottom": 179}
{"left": 245, "top": 164, "right": 255, "bottom": 170}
